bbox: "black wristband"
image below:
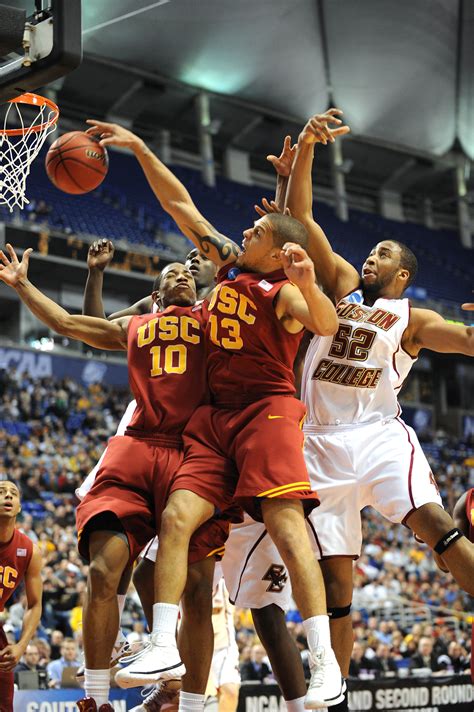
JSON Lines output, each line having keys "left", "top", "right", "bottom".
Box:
{"left": 434, "top": 528, "right": 464, "bottom": 555}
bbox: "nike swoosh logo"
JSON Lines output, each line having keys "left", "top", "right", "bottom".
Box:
{"left": 267, "top": 415, "right": 284, "bottom": 419}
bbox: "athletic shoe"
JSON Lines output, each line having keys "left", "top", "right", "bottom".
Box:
{"left": 76, "top": 698, "right": 114, "bottom": 712}
{"left": 76, "top": 634, "right": 132, "bottom": 681}
{"left": 304, "top": 647, "right": 346, "bottom": 709}
{"left": 129, "top": 679, "right": 181, "bottom": 712}
{"left": 115, "top": 635, "right": 185, "bottom": 689}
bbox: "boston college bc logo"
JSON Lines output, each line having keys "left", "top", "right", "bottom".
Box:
{"left": 262, "top": 564, "right": 288, "bottom": 593}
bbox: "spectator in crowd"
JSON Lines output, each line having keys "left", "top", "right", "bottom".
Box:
{"left": 14, "top": 643, "right": 49, "bottom": 690}
{"left": 349, "top": 642, "right": 374, "bottom": 678}
{"left": 440, "top": 642, "right": 471, "bottom": 674}
{"left": 409, "top": 637, "right": 444, "bottom": 673}
{"left": 31, "top": 637, "right": 51, "bottom": 668}
{"left": 369, "top": 644, "right": 399, "bottom": 676}
{"left": 14, "top": 643, "right": 46, "bottom": 673}
{"left": 46, "top": 637, "right": 81, "bottom": 688}
{"left": 240, "top": 644, "right": 272, "bottom": 683}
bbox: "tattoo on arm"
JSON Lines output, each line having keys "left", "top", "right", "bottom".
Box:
{"left": 187, "top": 222, "right": 241, "bottom": 262}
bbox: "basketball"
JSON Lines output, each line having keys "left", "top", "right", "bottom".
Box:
{"left": 45, "top": 131, "right": 108, "bottom": 194}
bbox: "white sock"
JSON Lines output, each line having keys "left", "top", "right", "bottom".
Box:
{"left": 178, "top": 691, "right": 206, "bottom": 712}
{"left": 285, "top": 696, "right": 306, "bottom": 712}
{"left": 84, "top": 668, "right": 110, "bottom": 707}
{"left": 152, "top": 602, "right": 179, "bottom": 644}
{"left": 303, "top": 614, "right": 331, "bottom": 653}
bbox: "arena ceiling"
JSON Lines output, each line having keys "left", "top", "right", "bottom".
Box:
{"left": 9, "top": 1, "right": 474, "bottom": 215}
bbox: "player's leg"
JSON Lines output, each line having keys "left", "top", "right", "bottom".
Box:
{"left": 406, "top": 503, "right": 474, "bottom": 596}
{"left": 179, "top": 557, "right": 215, "bottom": 694}
{"left": 233, "top": 398, "right": 344, "bottom": 708}
{"left": 116, "top": 494, "right": 227, "bottom": 689}
{"left": 261, "top": 498, "right": 344, "bottom": 709}
{"left": 302, "top": 431, "right": 357, "bottom": 681}
{"left": 133, "top": 556, "right": 155, "bottom": 630}
{"left": 320, "top": 558, "right": 354, "bottom": 678}
{"left": 222, "top": 517, "right": 306, "bottom": 709}
{"left": 261, "top": 499, "right": 326, "bottom": 618}
{"left": 155, "top": 490, "right": 215, "bottom": 604}
{"left": 130, "top": 557, "right": 216, "bottom": 712}
{"left": 252, "top": 604, "right": 306, "bottom": 705}
{"left": 83, "top": 526, "right": 130, "bottom": 707}
{"left": 132, "top": 537, "right": 159, "bottom": 632}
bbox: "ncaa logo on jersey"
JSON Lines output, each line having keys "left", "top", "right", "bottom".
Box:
{"left": 262, "top": 564, "right": 288, "bottom": 593}
{"left": 16, "top": 548, "right": 27, "bottom": 557}
{"left": 345, "top": 290, "right": 364, "bottom": 304}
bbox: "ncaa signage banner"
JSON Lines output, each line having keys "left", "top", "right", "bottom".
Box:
{"left": 238, "top": 676, "right": 473, "bottom": 712}
{"left": 0, "top": 344, "right": 128, "bottom": 387}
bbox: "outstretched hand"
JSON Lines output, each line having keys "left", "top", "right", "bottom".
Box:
{"left": 86, "top": 119, "right": 142, "bottom": 150}
{"left": 0, "top": 243, "right": 32, "bottom": 288}
{"left": 254, "top": 198, "right": 291, "bottom": 218}
{"left": 280, "top": 242, "right": 316, "bottom": 291}
{"left": 87, "top": 239, "right": 115, "bottom": 271}
{"left": 267, "top": 135, "right": 297, "bottom": 177}
{"left": 299, "top": 108, "right": 350, "bottom": 146}
{"left": 462, "top": 302, "right": 474, "bottom": 311}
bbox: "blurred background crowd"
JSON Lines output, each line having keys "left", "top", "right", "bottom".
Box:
{"left": 0, "top": 366, "right": 472, "bottom": 689}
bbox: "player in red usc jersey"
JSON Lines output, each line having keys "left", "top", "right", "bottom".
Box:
{"left": 73, "top": 240, "right": 219, "bottom": 696}
{"left": 0, "top": 247, "right": 240, "bottom": 712}
{"left": 0, "top": 481, "right": 42, "bottom": 712}
{"left": 85, "top": 119, "right": 345, "bottom": 710}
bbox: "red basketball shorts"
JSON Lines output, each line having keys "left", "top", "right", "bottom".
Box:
{"left": 177, "top": 395, "right": 319, "bottom": 521}
{"left": 0, "top": 625, "right": 14, "bottom": 712}
{"left": 76, "top": 434, "right": 184, "bottom": 564}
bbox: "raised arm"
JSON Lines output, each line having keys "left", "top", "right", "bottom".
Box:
{"left": 83, "top": 238, "right": 114, "bottom": 318}
{"left": 0, "top": 546, "right": 42, "bottom": 672}
{"left": 0, "top": 245, "right": 129, "bottom": 351}
{"left": 286, "top": 111, "right": 358, "bottom": 301}
{"left": 402, "top": 308, "right": 474, "bottom": 357}
{"left": 275, "top": 242, "right": 338, "bottom": 335}
{"left": 83, "top": 239, "right": 153, "bottom": 319}
{"left": 86, "top": 120, "right": 240, "bottom": 268}
{"left": 266, "top": 135, "right": 297, "bottom": 211}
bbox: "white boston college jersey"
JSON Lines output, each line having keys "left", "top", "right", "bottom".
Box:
{"left": 301, "top": 290, "right": 415, "bottom": 425}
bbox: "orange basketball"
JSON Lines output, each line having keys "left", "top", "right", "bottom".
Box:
{"left": 45, "top": 131, "right": 108, "bottom": 194}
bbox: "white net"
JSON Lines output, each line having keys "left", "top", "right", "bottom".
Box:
{"left": 0, "top": 96, "right": 58, "bottom": 212}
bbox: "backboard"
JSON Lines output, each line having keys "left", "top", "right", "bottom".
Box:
{"left": 0, "top": 0, "right": 82, "bottom": 102}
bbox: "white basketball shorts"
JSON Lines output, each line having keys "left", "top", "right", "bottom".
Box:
{"left": 220, "top": 515, "right": 293, "bottom": 612}
{"left": 303, "top": 416, "right": 443, "bottom": 558}
{"left": 221, "top": 416, "right": 443, "bottom": 611}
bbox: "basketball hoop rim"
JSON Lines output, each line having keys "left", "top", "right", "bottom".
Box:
{"left": 2, "top": 92, "right": 59, "bottom": 136}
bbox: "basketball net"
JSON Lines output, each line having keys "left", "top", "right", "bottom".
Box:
{"left": 0, "top": 93, "right": 59, "bottom": 211}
